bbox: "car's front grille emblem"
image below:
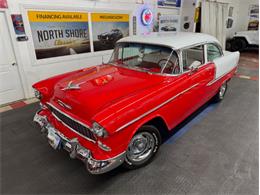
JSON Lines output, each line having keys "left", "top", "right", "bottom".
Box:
{"left": 57, "top": 100, "right": 72, "bottom": 110}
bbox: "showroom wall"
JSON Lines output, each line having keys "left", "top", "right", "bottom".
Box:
{"left": 5, "top": 0, "right": 157, "bottom": 99}
{"left": 1, "top": 0, "right": 258, "bottom": 102}
{"left": 211, "top": 0, "right": 259, "bottom": 38}
{"left": 236, "top": 0, "right": 259, "bottom": 32}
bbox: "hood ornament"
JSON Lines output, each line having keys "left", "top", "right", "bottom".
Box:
{"left": 62, "top": 81, "right": 84, "bottom": 91}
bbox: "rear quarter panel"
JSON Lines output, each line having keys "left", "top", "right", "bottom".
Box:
{"left": 213, "top": 51, "right": 240, "bottom": 78}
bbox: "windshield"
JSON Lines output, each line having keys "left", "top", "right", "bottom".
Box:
{"left": 109, "top": 42, "right": 180, "bottom": 74}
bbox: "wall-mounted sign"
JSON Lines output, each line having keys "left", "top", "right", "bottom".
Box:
{"left": 159, "top": 15, "right": 180, "bottom": 32}
{"left": 28, "top": 11, "right": 90, "bottom": 59}
{"left": 228, "top": 6, "right": 234, "bottom": 17}
{"left": 0, "top": 0, "right": 8, "bottom": 8}
{"left": 248, "top": 5, "right": 259, "bottom": 30}
{"left": 91, "top": 13, "right": 129, "bottom": 52}
{"left": 141, "top": 9, "right": 153, "bottom": 26}
{"left": 157, "top": 0, "right": 181, "bottom": 9}
{"left": 11, "top": 14, "right": 25, "bottom": 35}
{"left": 133, "top": 16, "right": 137, "bottom": 35}
{"left": 227, "top": 18, "right": 233, "bottom": 29}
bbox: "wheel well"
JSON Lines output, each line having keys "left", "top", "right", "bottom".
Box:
{"left": 144, "top": 117, "right": 169, "bottom": 140}
{"left": 233, "top": 37, "right": 248, "bottom": 45}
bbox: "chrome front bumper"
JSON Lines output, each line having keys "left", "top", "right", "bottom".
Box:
{"left": 33, "top": 111, "right": 125, "bottom": 174}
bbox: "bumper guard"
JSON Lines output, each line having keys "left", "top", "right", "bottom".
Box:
{"left": 33, "top": 111, "right": 125, "bottom": 174}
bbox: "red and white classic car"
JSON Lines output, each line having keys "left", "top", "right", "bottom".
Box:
{"left": 33, "top": 32, "right": 240, "bottom": 174}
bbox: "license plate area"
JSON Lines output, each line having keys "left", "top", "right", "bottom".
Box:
{"left": 47, "top": 125, "right": 61, "bottom": 150}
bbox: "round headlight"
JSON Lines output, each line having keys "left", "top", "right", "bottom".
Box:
{"left": 92, "top": 122, "right": 108, "bottom": 137}
{"left": 34, "top": 89, "right": 42, "bottom": 99}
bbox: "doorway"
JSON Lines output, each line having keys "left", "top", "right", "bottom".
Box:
{"left": 0, "top": 12, "right": 24, "bottom": 105}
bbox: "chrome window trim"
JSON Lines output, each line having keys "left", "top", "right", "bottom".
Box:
{"left": 160, "top": 49, "right": 174, "bottom": 74}
{"left": 47, "top": 103, "right": 96, "bottom": 143}
{"left": 205, "top": 42, "right": 224, "bottom": 63}
{"left": 181, "top": 43, "right": 206, "bottom": 74}
{"left": 180, "top": 41, "right": 224, "bottom": 74}
{"left": 116, "top": 83, "right": 199, "bottom": 132}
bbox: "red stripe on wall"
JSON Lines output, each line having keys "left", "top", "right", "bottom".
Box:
{"left": 9, "top": 101, "right": 26, "bottom": 109}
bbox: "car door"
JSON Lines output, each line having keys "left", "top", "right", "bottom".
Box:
{"left": 205, "top": 43, "right": 225, "bottom": 98}
{"left": 181, "top": 44, "right": 215, "bottom": 115}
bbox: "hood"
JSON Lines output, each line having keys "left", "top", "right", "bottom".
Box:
{"left": 50, "top": 64, "right": 165, "bottom": 122}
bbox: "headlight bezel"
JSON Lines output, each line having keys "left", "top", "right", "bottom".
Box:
{"left": 92, "top": 122, "right": 108, "bottom": 138}
{"left": 34, "top": 88, "right": 42, "bottom": 99}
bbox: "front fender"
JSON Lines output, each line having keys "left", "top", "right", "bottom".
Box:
{"left": 101, "top": 113, "right": 169, "bottom": 155}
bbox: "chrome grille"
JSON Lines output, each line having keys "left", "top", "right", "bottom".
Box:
{"left": 47, "top": 104, "right": 96, "bottom": 142}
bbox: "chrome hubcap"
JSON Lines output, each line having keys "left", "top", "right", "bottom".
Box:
{"left": 219, "top": 84, "right": 226, "bottom": 98}
{"left": 126, "top": 132, "right": 155, "bottom": 162}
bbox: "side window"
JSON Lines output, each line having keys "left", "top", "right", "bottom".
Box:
{"left": 207, "top": 44, "right": 222, "bottom": 62}
{"left": 182, "top": 45, "right": 204, "bottom": 71}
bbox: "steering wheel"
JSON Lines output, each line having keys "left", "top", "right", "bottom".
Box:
{"left": 158, "top": 59, "right": 179, "bottom": 74}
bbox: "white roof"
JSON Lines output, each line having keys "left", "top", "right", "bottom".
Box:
{"left": 118, "top": 32, "right": 220, "bottom": 50}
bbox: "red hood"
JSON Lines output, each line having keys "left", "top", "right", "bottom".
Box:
{"left": 49, "top": 64, "right": 165, "bottom": 122}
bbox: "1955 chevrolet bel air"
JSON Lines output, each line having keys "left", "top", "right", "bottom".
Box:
{"left": 33, "top": 32, "right": 240, "bottom": 174}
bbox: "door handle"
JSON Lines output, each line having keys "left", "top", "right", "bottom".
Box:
{"left": 12, "top": 62, "right": 17, "bottom": 66}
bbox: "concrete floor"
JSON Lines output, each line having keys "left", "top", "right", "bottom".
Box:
{"left": 1, "top": 51, "right": 258, "bottom": 194}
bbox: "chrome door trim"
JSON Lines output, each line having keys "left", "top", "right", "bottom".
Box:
{"left": 206, "top": 71, "right": 228, "bottom": 86}
{"left": 116, "top": 83, "right": 199, "bottom": 132}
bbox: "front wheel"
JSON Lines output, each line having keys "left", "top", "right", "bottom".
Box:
{"left": 123, "top": 125, "right": 161, "bottom": 170}
{"left": 213, "top": 82, "right": 228, "bottom": 102}
{"left": 232, "top": 38, "right": 247, "bottom": 51}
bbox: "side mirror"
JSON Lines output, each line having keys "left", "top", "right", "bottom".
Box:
{"left": 189, "top": 61, "right": 201, "bottom": 72}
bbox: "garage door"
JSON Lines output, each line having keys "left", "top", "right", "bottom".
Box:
{"left": 0, "top": 12, "right": 24, "bottom": 105}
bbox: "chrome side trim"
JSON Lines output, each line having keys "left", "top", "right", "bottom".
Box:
{"left": 116, "top": 83, "right": 199, "bottom": 132}
{"left": 206, "top": 71, "right": 229, "bottom": 86}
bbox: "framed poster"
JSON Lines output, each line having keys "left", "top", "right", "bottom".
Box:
{"left": 158, "top": 0, "right": 181, "bottom": 9}
{"left": 11, "top": 14, "right": 25, "bottom": 35}
{"left": 159, "top": 15, "right": 180, "bottom": 32}
{"left": 248, "top": 5, "right": 259, "bottom": 30}
{"left": 227, "top": 18, "right": 233, "bottom": 29}
{"left": 91, "top": 13, "right": 129, "bottom": 52}
{"left": 28, "top": 11, "right": 90, "bottom": 60}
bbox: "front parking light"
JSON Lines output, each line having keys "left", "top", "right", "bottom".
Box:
{"left": 92, "top": 122, "right": 108, "bottom": 137}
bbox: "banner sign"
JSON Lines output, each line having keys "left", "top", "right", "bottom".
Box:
{"left": 91, "top": 13, "right": 129, "bottom": 52}
{"left": 0, "top": 0, "right": 8, "bottom": 8}
{"left": 159, "top": 15, "right": 180, "bottom": 32}
{"left": 28, "top": 11, "right": 90, "bottom": 59}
